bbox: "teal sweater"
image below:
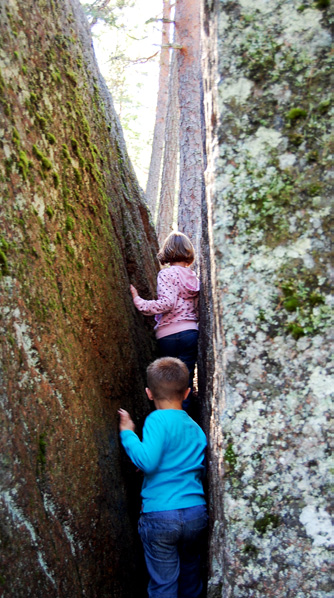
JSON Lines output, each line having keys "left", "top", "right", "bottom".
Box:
{"left": 120, "top": 409, "right": 207, "bottom": 513}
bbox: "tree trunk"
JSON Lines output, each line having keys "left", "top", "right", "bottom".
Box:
{"left": 156, "top": 48, "right": 179, "bottom": 246}
{"left": 145, "top": 0, "right": 171, "bottom": 218}
{"left": 175, "top": 0, "right": 204, "bottom": 258}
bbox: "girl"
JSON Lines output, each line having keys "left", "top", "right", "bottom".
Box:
{"left": 130, "top": 232, "right": 200, "bottom": 411}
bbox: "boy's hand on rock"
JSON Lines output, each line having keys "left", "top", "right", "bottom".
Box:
{"left": 130, "top": 284, "right": 138, "bottom": 299}
{"left": 118, "top": 409, "right": 135, "bottom": 432}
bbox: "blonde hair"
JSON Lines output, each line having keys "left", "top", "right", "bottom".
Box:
{"left": 147, "top": 357, "right": 189, "bottom": 401}
{"left": 157, "top": 232, "right": 195, "bottom": 265}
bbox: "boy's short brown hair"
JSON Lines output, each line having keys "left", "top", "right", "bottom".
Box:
{"left": 157, "top": 232, "right": 195, "bottom": 265}
{"left": 147, "top": 357, "right": 189, "bottom": 401}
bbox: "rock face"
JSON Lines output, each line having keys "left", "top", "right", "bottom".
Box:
{"left": 0, "top": 0, "right": 158, "bottom": 596}
{"left": 200, "top": 1, "right": 333, "bottom": 596}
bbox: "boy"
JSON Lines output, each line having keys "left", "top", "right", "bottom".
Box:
{"left": 118, "top": 357, "right": 207, "bottom": 598}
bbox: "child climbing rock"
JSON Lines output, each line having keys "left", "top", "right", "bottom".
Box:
{"left": 118, "top": 357, "right": 208, "bottom": 598}
{"left": 130, "top": 231, "right": 199, "bottom": 411}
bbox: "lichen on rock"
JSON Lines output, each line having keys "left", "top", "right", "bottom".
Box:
{"left": 201, "top": 0, "right": 333, "bottom": 596}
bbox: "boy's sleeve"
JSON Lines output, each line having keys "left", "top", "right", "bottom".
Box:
{"left": 133, "top": 270, "right": 176, "bottom": 315}
{"left": 120, "top": 414, "right": 165, "bottom": 474}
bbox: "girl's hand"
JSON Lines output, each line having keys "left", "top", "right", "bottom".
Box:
{"left": 130, "top": 284, "right": 139, "bottom": 299}
{"left": 118, "top": 409, "right": 135, "bottom": 432}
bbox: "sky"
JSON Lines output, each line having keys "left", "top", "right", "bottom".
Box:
{"left": 83, "top": 0, "right": 163, "bottom": 189}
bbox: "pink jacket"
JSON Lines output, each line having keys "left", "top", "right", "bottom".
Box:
{"left": 133, "top": 265, "right": 200, "bottom": 339}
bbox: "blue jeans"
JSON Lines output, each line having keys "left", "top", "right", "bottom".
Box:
{"left": 157, "top": 330, "right": 199, "bottom": 411}
{"left": 138, "top": 505, "right": 208, "bottom": 598}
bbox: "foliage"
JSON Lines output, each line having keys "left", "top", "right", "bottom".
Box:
{"left": 80, "top": 0, "right": 161, "bottom": 188}
{"left": 81, "top": 0, "right": 133, "bottom": 28}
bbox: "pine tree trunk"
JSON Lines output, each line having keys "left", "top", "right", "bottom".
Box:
{"left": 156, "top": 49, "right": 179, "bottom": 246}
{"left": 175, "top": 0, "right": 204, "bottom": 258}
{"left": 145, "top": 0, "right": 171, "bottom": 218}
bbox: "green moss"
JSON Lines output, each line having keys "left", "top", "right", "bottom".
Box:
{"left": 36, "top": 113, "right": 48, "bottom": 130}
{"left": 4, "top": 157, "right": 13, "bottom": 177}
{"left": 254, "top": 513, "right": 280, "bottom": 535}
{"left": 308, "top": 292, "right": 325, "bottom": 307}
{"left": 82, "top": 117, "right": 90, "bottom": 136}
{"left": 318, "top": 99, "right": 331, "bottom": 114}
{"left": 0, "top": 250, "right": 9, "bottom": 275}
{"left": 47, "top": 133, "right": 56, "bottom": 145}
{"left": 13, "top": 50, "right": 19, "bottom": 60}
{"left": 278, "top": 271, "right": 329, "bottom": 339}
{"left": 0, "top": 237, "right": 9, "bottom": 253}
{"left": 70, "top": 137, "right": 79, "bottom": 152}
{"left": 65, "top": 244, "right": 75, "bottom": 257}
{"left": 7, "top": 334, "right": 15, "bottom": 347}
{"left": 3, "top": 101, "right": 11, "bottom": 117}
{"left": 63, "top": 187, "right": 69, "bottom": 205}
{"left": 37, "top": 432, "right": 47, "bottom": 467}
{"left": 65, "top": 215, "right": 75, "bottom": 232}
{"left": 52, "top": 171, "right": 60, "bottom": 188}
{"left": 283, "top": 296, "right": 300, "bottom": 312}
{"left": 32, "top": 145, "right": 53, "bottom": 170}
{"left": 0, "top": 69, "right": 5, "bottom": 95}
{"left": 91, "top": 143, "right": 103, "bottom": 161}
{"left": 71, "top": 137, "right": 85, "bottom": 167}
{"left": 306, "top": 150, "right": 319, "bottom": 163}
{"left": 315, "top": 0, "right": 330, "bottom": 7}
{"left": 73, "top": 167, "right": 82, "bottom": 185}
{"left": 56, "top": 231, "right": 62, "bottom": 244}
{"left": 12, "top": 127, "right": 20, "bottom": 148}
{"left": 224, "top": 443, "right": 237, "bottom": 467}
{"left": 30, "top": 92, "right": 38, "bottom": 104}
{"left": 62, "top": 143, "right": 71, "bottom": 161}
{"left": 236, "top": 166, "right": 298, "bottom": 244}
{"left": 46, "top": 206, "right": 54, "bottom": 219}
{"left": 308, "top": 183, "right": 323, "bottom": 196}
{"left": 22, "top": 65, "right": 27, "bottom": 75}
{"left": 286, "top": 107, "right": 308, "bottom": 121}
{"left": 17, "top": 150, "right": 30, "bottom": 180}
{"left": 51, "top": 68, "right": 62, "bottom": 84}
{"left": 65, "top": 69, "right": 77, "bottom": 85}
{"left": 86, "top": 162, "right": 101, "bottom": 182}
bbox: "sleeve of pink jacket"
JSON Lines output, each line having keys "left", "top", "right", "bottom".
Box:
{"left": 133, "top": 270, "right": 176, "bottom": 315}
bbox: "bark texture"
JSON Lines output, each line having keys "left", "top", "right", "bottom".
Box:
{"left": 145, "top": 0, "right": 171, "bottom": 217}
{"left": 175, "top": 0, "right": 204, "bottom": 257}
{"left": 156, "top": 48, "right": 179, "bottom": 246}
{"left": 200, "top": 0, "right": 333, "bottom": 596}
{"left": 0, "top": 1, "right": 158, "bottom": 596}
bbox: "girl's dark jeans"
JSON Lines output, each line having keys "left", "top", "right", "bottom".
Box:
{"left": 157, "top": 329, "right": 199, "bottom": 411}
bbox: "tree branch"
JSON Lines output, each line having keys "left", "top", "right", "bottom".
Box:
{"left": 129, "top": 51, "right": 159, "bottom": 65}
{"left": 109, "top": 51, "right": 160, "bottom": 66}
{"left": 161, "top": 43, "right": 183, "bottom": 50}
{"left": 146, "top": 17, "right": 175, "bottom": 24}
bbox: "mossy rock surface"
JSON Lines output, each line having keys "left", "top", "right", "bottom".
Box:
{"left": 0, "top": 1, "right": 158, "bottom": 596}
